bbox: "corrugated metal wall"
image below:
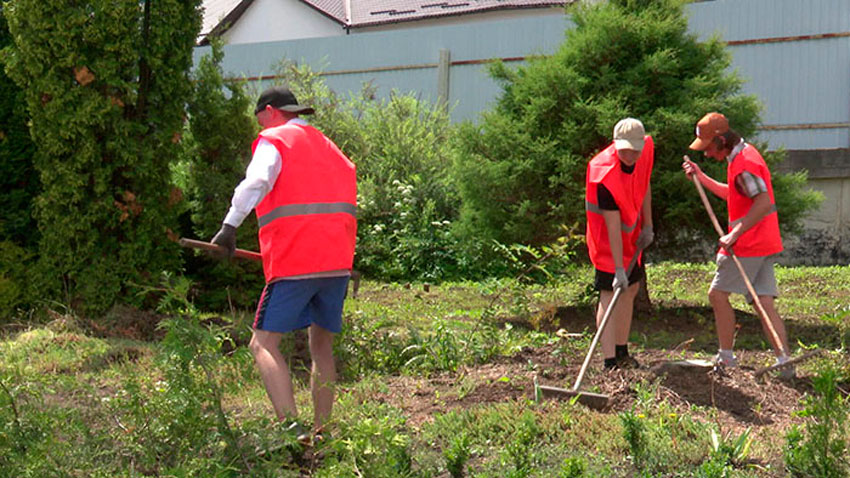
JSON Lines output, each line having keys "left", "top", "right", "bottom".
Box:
{"left": 196, "top": 0, "right": 850, "bottom": 151}
{"left": 688, "top": 0, "right": 850, "bottom": 150}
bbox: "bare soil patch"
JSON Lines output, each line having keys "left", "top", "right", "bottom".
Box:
{"left": 372, "top": 343, "right": 848, "bottom": 440}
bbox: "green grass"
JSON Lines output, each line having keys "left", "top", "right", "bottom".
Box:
{"left": 1, "top": 262, "right": 848, "bottom": 477}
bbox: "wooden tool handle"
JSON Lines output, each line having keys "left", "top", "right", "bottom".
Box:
{"left": 178, "top": 238, "right": 262, "bottom": 262}
{"left": 688, "top": 165, "right": 788, "bottom": 357}
{"left": 572, "top": 250, "right": 642, "bottom": 391}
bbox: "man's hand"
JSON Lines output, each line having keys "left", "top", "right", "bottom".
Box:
{"left": 211, "top": 224, "right": 237, "bottom": 259}
{"left": 718, "top": 228, "right": 741, "bottom": 252}
{"left": 635, "top": 225, "right": 654, "bottom": 250}
{"left": 682, "top": 155, "right": 702, "bottom": 180}
{"left": 612, "top": 267, "right": 628, "bottom": 291}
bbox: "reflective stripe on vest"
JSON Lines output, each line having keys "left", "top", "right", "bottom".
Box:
{"left": 258, "top": 202, "right": 357, "bottom": 227}
{"left": 585, "top": 200, "right": 639, "bottom": 233}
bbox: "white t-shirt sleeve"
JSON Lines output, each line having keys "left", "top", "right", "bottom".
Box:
{"left": 223, "top": 139, "right": 282, "bottom": 227}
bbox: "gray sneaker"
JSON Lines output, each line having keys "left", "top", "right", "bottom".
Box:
{"left": 712, "top": 353, "right": 738, "bottom": 368}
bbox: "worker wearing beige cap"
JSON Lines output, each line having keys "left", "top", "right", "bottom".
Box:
{"left": 585, "top": 118, "right": 655, "bottom": 369}
{"left": 682, "top": 112, "right": 792, "bottom": 376}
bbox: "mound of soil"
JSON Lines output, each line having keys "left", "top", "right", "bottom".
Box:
{"left": 371, "top": 343, "right": 840, "bottom": 440}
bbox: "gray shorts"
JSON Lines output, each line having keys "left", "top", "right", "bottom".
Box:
{"left": 710, "top": 253, "right": 779, "bottom": 302}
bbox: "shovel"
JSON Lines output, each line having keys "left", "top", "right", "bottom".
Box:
{"left": 178, "top": 238, "right": 363, "bottom": 298}
{"left": 178, "top": 238, "right": 262, "bottom": 262}
{"left": 686, "top": 159, "right": 817, "bottom": 378}
{"left": 539, "top": 247, "right": 644, "bottom": 410}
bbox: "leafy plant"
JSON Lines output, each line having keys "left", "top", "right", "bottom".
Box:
{"left": 785, "top": 365, "right": 850, "bottom": 478}
{"left": 106, "top": 273, "right": 250, "bottom": 474}
{"left": 444, "top": 432, "right": 472, "bottom": 478}
{"left": 621, "top": 410, "right": 649, "bottom": 468}
{"left": 558, "top": 456, "right": 587, "bottom": 478}
{"left": 502, "top": 411, "right": 541, "bottom": 478}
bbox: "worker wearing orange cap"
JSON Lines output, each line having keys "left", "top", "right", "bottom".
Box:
{"left": 682, "top": 112, "right": 793, "bottom": 377}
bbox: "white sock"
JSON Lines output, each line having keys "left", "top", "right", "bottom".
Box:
{"left": 718, "top": 349, "right": 735, "bottom": 361}
{"left": 776, "top": 354, "right": 790, "bottom": 365}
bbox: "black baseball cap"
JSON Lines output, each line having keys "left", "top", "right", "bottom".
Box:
{"left": 254, "top": 86, "right": 315, "bottom": 115}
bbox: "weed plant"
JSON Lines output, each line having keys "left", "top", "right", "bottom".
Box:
{"left": 784, "top": 365, "right": 850, "bottom": 478}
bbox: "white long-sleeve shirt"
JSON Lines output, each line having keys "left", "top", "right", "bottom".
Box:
{"left": 223, "top": 118, "right": 308, "bottom": 227}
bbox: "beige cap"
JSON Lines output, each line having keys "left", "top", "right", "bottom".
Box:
{"left": 613, "top": 117, "right": 645, "bottom": 151}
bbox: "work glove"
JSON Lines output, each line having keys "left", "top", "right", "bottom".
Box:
{"left": 210, "top": 224, "right": 236, "bottom": 259}
{"left": 612, "top": 267, "right": 628, "bottom": 292}
{"left": 635, "top": 225, "right": 654, "bottom": 250}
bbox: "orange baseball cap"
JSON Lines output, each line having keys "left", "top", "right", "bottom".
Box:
{"left": 689, "top": 112, "right": 729, "bottom": 151}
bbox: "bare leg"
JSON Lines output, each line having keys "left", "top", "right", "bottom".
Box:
{"left": 708, "top": 288, "right": 736, "bottom": 350}
{"left": 308, "top": 324, "right": 336, "bottom": 431}
{"left": 755, "top": 295, "right": 790, "bottom": 356}
{"left": 249, "top": 329, "right": 297, "bottom": 421}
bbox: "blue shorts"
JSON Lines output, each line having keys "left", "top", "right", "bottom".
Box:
{"left": 253, "top": 276, "right": 349, "bottom": 334}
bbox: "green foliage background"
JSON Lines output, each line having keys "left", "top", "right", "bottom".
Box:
{"left": 2, "top": 0, "right": 203, "bottom": 314}
{"left": 0, "top": 7, "right": 37, "bottom": 317}
{"left": 453, "top": 0, "right": 821, "bottom": 259}
{"left": 177, "top": 38, "right": 264, "bottom": 310}
{"left": 269, "top": 61, "right": 483, "bottom": 281}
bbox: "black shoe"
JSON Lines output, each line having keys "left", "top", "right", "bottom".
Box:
{"left": 615, "top": 355, "right": 640, "bottom": 369}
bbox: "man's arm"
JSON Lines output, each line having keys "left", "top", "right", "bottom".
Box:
{"left": 719, "top": 191, "right": 772, "bottom": 250}
{"left": 641, "top": 183, "right": 652, "bottom": 230}
{"left": 223, "top": 140, "right": 282, "bottom": 228}
{"left": 211, "top": 139, "right": 281, "bottom": 256}
{"left": 602, "top": 209, "right": 629, "bottom": 290}
{"left": 683, "top": 156, "right": 728, "bottom": 199}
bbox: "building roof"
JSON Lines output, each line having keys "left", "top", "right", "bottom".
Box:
{"left": 199, "top": 0, "right": 569, "bottom": 44}
{"left": 200, "top": 0, "right": 255, "bottom": 44}
{"left": 304, "top": 0, "right": 569, "bottom": 28}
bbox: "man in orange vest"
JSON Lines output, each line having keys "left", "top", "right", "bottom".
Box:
{"left": 211, "top": 86, "right": 357, "bottom": 445}
{"left": 585, "top": 118, "right": 654, "bottom": 370}
{"left": 683, "top": 112, "right": 792, "bottom": 377}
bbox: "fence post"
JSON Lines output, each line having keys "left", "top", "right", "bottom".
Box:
{"left": 438, "top": 48, "right": 451, "bottom": 110}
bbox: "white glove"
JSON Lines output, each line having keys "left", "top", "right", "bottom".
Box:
{"left": 612, "top": 267, "right": 628, "bottom": 291}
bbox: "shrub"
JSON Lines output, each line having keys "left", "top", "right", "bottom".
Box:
{"left": 0, "top": 241, "right": 33, "bottom": 322}
{"left": 2, "top": 0, "right": 203, "bottom": 315}
{"left": 0, "top": 8, "right": 38, "bottom": 249}
{"left": 785, "top": 365, "right": 850, "bottom": 478}
{"left": 178, "top": 37, "right": 264, "bottom": 310}
{"left": 268, "top": 61, "right": 474, "bottom": 281}
{"left": 453, "top": 0, "right": 820, "bottom": 260}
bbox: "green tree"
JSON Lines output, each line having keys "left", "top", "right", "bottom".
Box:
{"left": 0, "top": 6, "right": 38, "bottom": 318}
{"left": 2, "top": 0, "right": 202, "bottom": 314}
{"left": 0, "top": 5, "right": 37, "bottom": 248}
{"left": 177, "top": 38, "right": 263, "bottom": 309}
{"left": 453, "top": 0, "right": 820, "bottom": 259}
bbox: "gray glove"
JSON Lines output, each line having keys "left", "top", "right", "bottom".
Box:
{"left": 612, "top": 267, "right": 628, "bottom": 291}
{"left": 210, "top": 224, "right": 236, "bottom": 258}
{"left": 635, "top": 225, "right": 654, "bottom": 250}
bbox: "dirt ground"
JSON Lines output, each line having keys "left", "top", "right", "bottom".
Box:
{"left": 371, "top": 343, "right": 824, "bottom": 433}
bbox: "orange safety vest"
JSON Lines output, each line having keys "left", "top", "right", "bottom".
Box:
{"left": 585, "top": 136, "right": 654, "bottom": 273}
{"left": 253, "top": 123, "right": 357, "bottom": 282}
{"left": 723, "top": 144, "right": 782, "bottom": 257}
